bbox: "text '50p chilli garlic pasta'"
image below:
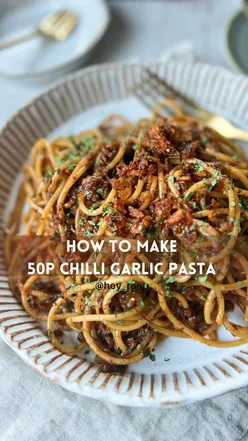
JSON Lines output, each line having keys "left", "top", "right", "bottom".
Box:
{"left": 5, "top": 101, "right": 248, "bottom": 370}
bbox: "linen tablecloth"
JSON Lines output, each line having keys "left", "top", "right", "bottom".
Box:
{"left": 0, "top": 1, "right": 247, "bottom": 440}
{"left": 1, "top": 339, "right": 248, "bottom": 441}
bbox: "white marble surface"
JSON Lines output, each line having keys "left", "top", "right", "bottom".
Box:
{"left": 0, "top": 0, "right": 242, "bottom": 128}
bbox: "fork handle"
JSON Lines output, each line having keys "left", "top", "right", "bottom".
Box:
{"left": 228, "top": 126, "right": 248, "bottom": 142}
{"left": 0, "top": 29, "right": 39, "bottom": 50}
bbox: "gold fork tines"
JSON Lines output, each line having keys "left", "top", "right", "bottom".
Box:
{"left": 40, "top": 10, "right": 78, "bottom": 41}
{"left": 131, "top": 68, "right": 208, "bottom": 118}
{"left": 0, "top": 9, "right": 78, "bottom": 50}
{"left": 131, "top": 68, "right": 248, "bottom": 142}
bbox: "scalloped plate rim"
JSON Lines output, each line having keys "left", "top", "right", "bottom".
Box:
{"left": 1, "top": 60, "right": 248, "bottom": 407}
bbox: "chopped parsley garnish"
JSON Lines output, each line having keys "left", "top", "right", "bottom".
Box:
{"left": 47, "top": 330, "right": 53, "bottom": 340}
{"left": 165, "top": 276, "right": 177, "bottom": 284}
{"left": 184, "top": 192, "right": 193, "bottom": 201}
{"left": 238, "top": 196, "right": 248, "bottom": 211}
{"left": 197, "top": 275, "right": 208, "bottom": 283}
{"left": 149, "top": 353, "right": 156, "bottom": 362}
{"left": 85, "top": 229, "right": 94, "bottom": 238}
{"left": 160, "top": 278, "right": 175, "bottom": 297}
{"left": 102, "top": 205, "right": 110, "bottom": 214}
{"left": 128, "top": 280, "right": 135, "bottom": 285}
{"left": 164, "top": 286, "right": 172, "bottom": 297}
{"left": 89, "top": 203, "right": 99, "bottom": 212}
{"left": 97, "top": 188, "right": 104, "bottom": 196}
{"left": 88, "top": 220, "right": 96, "bottom": 226}
{"left": 71, "top": 135, "right": 95, "bottom": 151}
{"left": 195, "top": 160, "right": 204, "bottom": 171}
{"left": 45, "top": 170, "right": 53, "bottom": 177}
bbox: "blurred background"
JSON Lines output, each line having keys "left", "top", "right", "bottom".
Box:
{"left": 0, "top": 0, "right": 244, "bottom": 126}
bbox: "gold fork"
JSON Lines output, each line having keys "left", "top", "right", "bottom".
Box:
{"left": 131, "top": 68, "right": 248, "bottom": 142}
{"left": 0, "top": 10, "right": 78, "bottom": 50}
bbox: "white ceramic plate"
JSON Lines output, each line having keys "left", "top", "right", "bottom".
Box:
{"left": 1, "top": 61, "right": 248, "bottom": 407}
{"left": 0, "top": 0, "right": 110, "bottom": 78}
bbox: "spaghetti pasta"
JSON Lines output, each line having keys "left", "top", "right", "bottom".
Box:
{"left": 5, "top": 104, "right": 248, "bottom": 369}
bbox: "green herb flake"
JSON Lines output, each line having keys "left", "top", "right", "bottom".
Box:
{"left": 238, "top": 196, "right": 248, "bottom": 211}
{"left": 149, "top": 353, "right": 156, "bottom": 362}
{"left": 47, "top": 330, "right": 53, "bottom": 340}
{"left": 195, "top": 160, "right": 204, "bottom": 171}
{"left": 165, "top": 276, "right": 177, "bottom": 284}
{"left": 97, "top": 188, "right": 104, "bottom": 196}
{"left": 184, "top": 192, "right": 193, "bottom": 201}
{"left": 85, "top": 229, "right": 94, "bottom": 238}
